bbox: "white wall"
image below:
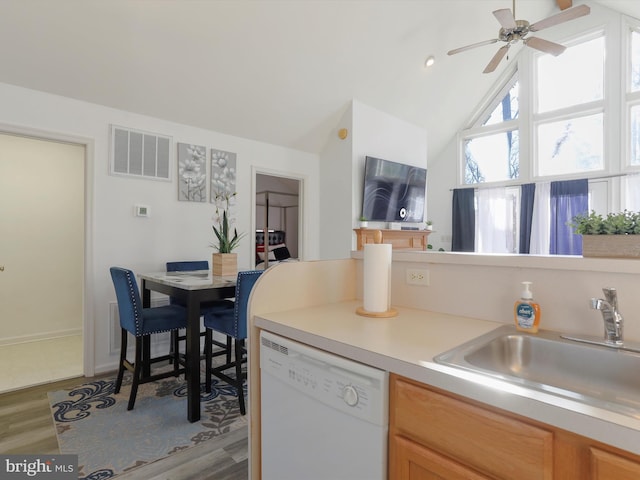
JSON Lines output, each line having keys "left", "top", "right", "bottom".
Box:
{"left": 319, "top": 103, "right": 354, "bottom": 260}
{"left": 355, "top": 251, "right": 640, "bottom": 343}
{"left": 0, "top": 82, "right": 319, "bottom": 373}
{"left": 319, "top": 100, "right": 428, "bottom": 259}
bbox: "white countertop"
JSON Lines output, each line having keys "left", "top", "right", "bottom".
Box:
{"left": 254, "top": 300, "right": 640, "bottom": 456}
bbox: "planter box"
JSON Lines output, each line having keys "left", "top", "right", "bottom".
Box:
{"left": 212, "top": 252, "right": 237, "bottom": 276}
{"left": 582, "top": 235, "right": 640, "bottom": 259}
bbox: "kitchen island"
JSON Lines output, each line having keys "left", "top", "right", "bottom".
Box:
{"left": 247, "top": 259, "right": 640, "bottom": 479}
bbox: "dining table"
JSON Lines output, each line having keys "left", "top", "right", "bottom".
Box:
{"left": 138, "top": 270, "right": 236, "bottom": 422}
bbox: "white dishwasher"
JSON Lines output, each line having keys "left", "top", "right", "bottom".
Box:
{"left": 260, "top": 331, "right": 388, "bottom": 480}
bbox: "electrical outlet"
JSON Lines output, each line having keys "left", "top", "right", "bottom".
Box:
{"left": 406, "top": 268, "right": 430, "bottom": 286}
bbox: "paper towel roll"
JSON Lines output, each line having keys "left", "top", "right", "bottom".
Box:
{"left": 363, "top": 243, "right": 392, "bottom": 313}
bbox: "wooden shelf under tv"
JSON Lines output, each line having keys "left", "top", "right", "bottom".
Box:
{"left": 354, "top": 228, "right": 431, "bottom": 251}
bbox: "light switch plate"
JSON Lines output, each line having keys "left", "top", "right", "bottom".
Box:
{"left": 135, "top": 205, "right": 150, "bottom": 217}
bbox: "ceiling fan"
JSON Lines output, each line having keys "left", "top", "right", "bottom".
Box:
{"left": 447, "top": 0, "right": 590, "bottom": 74}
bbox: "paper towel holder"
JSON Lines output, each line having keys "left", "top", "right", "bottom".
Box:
{"left": 356, "top": 305, "right": 398, "bottom": 318}
{"left": 356, "top": 230, "right": 398, "bottom": 318}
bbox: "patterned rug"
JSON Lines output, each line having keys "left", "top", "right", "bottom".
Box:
{"left": 48, "top": 369, "right": 247, "bottom": 479}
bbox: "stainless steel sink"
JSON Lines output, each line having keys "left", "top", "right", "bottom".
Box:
{"left": 434, "top": 325, "right": 640, "bottom": 417}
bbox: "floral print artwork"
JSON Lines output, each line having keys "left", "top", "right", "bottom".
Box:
{"left": 211, "top": 148, "right": 238, "bottom": 223}
{"left": 178, "top": 143, "right": 207, "bottom": 202}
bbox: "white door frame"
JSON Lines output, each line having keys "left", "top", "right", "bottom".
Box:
{"left": 0, "top": 123, "right": 95, "bottom": 377}
{"left": 251, "top": 166, "right": 306, "bottom": 268}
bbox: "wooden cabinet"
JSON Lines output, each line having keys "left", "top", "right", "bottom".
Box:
{"left": 389, "top": 374, "right": 640, "bottom": 480}
{"left": 354, "top": 228, "right": 430, "bottom": 251}
{"left": 590, "top": 448, "right": 640, "bottom": 480}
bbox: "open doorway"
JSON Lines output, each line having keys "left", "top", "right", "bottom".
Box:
{"left": 254, "top": 173, "right": 302, "bottom": 269}
{"left": 0, "top": 132, "right": 85, "bottom": 392}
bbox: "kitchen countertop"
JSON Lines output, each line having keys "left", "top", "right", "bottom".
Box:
{"left": 254, "top": 299, "right": 640, "bottom": 456}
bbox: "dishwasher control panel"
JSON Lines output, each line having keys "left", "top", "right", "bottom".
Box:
{"left": 260, "top": 331, "right": 388, "bottom": 426}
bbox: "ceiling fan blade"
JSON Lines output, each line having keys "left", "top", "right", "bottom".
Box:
{"left": 483, "top": 45, "right": 509, "bottom": 74}
{"left": 556, "top": 0, "right": 572, "bottom": 10}
{"left": 447, "top": 38, "right": 499, "bottom": 56}
{"left": 525, "top": 36, "right": 567, "bottom": 56}
{"left": 529, "top": 4, "right": 590, "bottom": 32}
{"left": 493, "top": 8, "right": 517, "bottom": 30}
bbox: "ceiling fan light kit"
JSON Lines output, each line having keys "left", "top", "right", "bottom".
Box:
{"left": 447, "top": 0, "right": 590, "bottom": 73}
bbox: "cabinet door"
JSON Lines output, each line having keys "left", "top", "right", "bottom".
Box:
{"left": 392, "top": 435, "right": 491, "bottom": 480}
{"left": 392, "top": 377, "right": 553, "bottom": 480}
{"left": 590, "top": 447, "right": 640, "bottom": 480}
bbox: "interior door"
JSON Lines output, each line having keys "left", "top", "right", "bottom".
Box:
{"left": 255, "top": 173, "right": 301, "bottom": 267}
{"left": 0, "top": 133, "right": 84, "bottom": 345}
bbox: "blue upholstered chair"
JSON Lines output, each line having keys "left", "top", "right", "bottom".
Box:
{"left": 166, "top": 261, "right": 234, "bottom": 362}
{"left": 204, "top": 270, "right": 262, "bottom": 415}
{"left": 110, "top": 267, "right": 188, "bottom": 411}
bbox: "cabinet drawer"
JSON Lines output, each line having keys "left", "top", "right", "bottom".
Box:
{"left": 392, "top": 376, "right": 553, "bottom": 480}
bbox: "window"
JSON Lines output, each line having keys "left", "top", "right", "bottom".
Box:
{"left": 462, "top": 75, "right": 519, "bottom": 185}
{"left": 535, "top": 36, "right": 605, "bottom": 176}
{"left": 455, "top": 12, "right": 640, "bottom": 255}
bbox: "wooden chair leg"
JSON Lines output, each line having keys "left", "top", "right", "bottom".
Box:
{"left": 235, "top": 339, "right": 246, "bottom": 415}
{"left": 128, "top": 337, "right": 143, "bottom": 411}
{"left": 115, "top": 329, "right": 127, "bottom": 394}
{"left": 226, "top": 336, "right": 232, "bottom": 364}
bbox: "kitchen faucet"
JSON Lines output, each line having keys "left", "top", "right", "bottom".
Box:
{"left": 591, "top": 287, "right": 624, "bottom": 345}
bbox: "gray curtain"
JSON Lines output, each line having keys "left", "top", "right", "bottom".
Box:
{"left": 519, "top": 183, "right": 535, "bottom": 254}
{"left": 452, "top": 188, "right": 475, "bottom": 252}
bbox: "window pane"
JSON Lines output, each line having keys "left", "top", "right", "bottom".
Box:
{"left": 537, "top": 36, "right": 604, "bottom": 113}
{"left": 464, "top": 130, "right": 519, "bottom": 184}
{"left": 537, "top": 113, "right": 603, "bottom": 176}
{"left": 632, "top": 104, "right": 640, "bottom": 166}
{"left": 632, "top": 29, "right": 640, "bottom": 92}
{"left": 483, "top": 82, "right": 520, "bottom": 126}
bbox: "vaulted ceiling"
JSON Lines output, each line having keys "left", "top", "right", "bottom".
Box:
{"left": 0, "top": 1, "right": 638, "bottom": 161}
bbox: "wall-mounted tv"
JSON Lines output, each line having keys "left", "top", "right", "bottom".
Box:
{"left": 361, "top": 156, "right": 427, "bottom": 223}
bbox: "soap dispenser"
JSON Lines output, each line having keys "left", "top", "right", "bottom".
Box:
{"left": 514, "top": 281, "right": 541, "bottom": 333}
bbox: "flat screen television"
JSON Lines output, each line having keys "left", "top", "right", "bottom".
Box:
{"left": 361, "top": 156, "right": 426, "bottom": 223}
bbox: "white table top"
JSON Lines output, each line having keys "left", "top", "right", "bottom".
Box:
{"left": 139, "top": 271, "right": 236, "bottom": 290}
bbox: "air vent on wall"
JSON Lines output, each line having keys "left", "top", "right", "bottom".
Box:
{"left": 110, "top": 125, "right": 172, "bottom": 180}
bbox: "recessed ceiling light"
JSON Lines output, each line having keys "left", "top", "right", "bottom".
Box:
{"left": 424, "top": 55, "right": 435, "bottom": 68}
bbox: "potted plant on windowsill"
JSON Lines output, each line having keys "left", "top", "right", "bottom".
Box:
{"left": 359, "top": 215, "right": 369, "bottom": 229}
{"left": 211, "top": 192, "right": 246, "bottom": 275}
{"left": 570, "top": 210, "right": 640, "bottom": 258}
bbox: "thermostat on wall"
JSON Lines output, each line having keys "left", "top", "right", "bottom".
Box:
{"left": 135, "top": 205, "right": 150, "bottom": 217}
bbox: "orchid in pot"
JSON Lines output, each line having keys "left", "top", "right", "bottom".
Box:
{"left": 211, "top": 192, "right": 245, "bottom": 275}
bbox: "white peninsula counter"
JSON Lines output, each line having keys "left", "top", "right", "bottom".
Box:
{"left": 247, "top": 259, "right": 640, "bottom": 479}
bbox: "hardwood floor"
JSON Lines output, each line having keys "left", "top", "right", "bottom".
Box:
{"left": 0, "top": 375, "right": 248, "bottom": 479}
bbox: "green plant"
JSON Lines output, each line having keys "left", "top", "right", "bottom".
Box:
{"left": 425, "top": 220, "right": 433, "bottom": 226}
{"left": 212, "top": 193, "right": 246, "bottom": 253}
{"left": 359, "top": 215, "right": 368, "bottom": 222}
{"left": 570, "top": 210, "right": 640, "bottom": 235}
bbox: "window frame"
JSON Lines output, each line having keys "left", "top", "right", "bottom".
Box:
{"left": 625, "top": 17, "right": 640, "bottom": 172}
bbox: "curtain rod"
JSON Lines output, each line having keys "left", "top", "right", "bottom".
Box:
{"left": 449, "top": 172, "right": 638, "bottom": 191}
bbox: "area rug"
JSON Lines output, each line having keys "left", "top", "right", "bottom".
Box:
{"left": 48, "top": 370, "right": 247, "bottom": 479}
